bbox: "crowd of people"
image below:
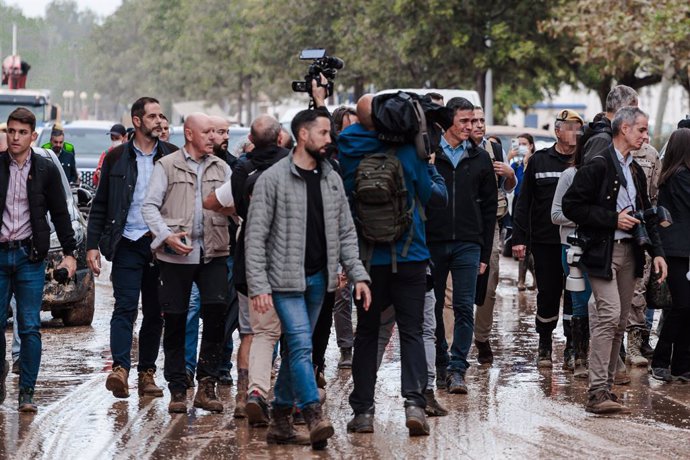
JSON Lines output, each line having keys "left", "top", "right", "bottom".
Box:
{"left": 0, "top": 80, "right": 688, "bottom": 450}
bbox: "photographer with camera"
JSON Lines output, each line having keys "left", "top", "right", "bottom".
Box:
{"left": 563, "top": 107, "right": 667, "bottom": 414}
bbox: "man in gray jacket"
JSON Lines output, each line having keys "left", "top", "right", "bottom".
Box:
{"left": 246, "top": 108, "right": 371, "bottom": 450}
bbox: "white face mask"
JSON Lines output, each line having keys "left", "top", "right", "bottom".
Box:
{"left": 111, "top": 139, "right": 124, "bottom": 148}
{"left": 518, "top": 145, "right": 529, "bottom": 155}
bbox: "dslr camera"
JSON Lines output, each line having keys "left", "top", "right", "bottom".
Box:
{"left": 291, "top": 49, "right": 344, "bottom": 106}
{"left": 565, "top": 233, "right": 586, "bottom": 292}
{"left": 628, "top": 206, "right": 673, "bottom": 247}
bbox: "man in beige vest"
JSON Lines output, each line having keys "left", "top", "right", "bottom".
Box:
{"left": 142, "top": 112, "right": 231, "bottom": 414}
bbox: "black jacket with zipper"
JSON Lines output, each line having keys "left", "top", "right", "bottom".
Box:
{"left": 0, "top": 150, "right": 76, "bottom": 261}
{"left": 426, "top": 140, "right": 497, "bottom": 264}
{"left": 512, "top": 145, "right": 571, "bottom": 247}
{"left": 86, "top": 139, "right": 177, "bottom": 260}
{"left": 562, "top": 145, "right": 663, "bottom": 280}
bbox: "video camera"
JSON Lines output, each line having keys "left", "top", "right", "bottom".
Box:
{"left": 291, "top": 49, "right": 344, "bottom": 107}
{"left": 565, "top": 233, "right": 586, "bottom": 292}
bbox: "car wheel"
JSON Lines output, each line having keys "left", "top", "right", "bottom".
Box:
{"left": 61, "top": 275, "right": 95, "bottom": 327}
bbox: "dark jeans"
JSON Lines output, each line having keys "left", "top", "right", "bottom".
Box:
{"left": 652, "top": 256, "right": 690, "bottom": 375}
{"left": 0, "top": 246, "right": 46, "bottom": 390}
{"left": 110, "top": 236, "right": 162, "bottom": 372}
{"left": 312, "top": 291, "right": 335, "bottom": 375}
{"left": 429, "top": 241, "right": 481, "bottom": 374}
{"left": 349, "top": 262, "right": 427, "bottom": 414}
{"left": 158, "top": 257, "right": 228, "bottom": 393}
{"left": 530, "top": 243, "right": 565, "bottom": 336}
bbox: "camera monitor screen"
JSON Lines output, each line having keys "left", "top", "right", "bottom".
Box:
{"left": 300, "top": 49, "right": 326, "bottom": 60}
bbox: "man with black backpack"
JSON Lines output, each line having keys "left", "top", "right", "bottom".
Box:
{"left": 425, "top": 97, "right": 497, "bottom": 395}
{"left": 338, "top": 94, "right": 447, "bottom": 436}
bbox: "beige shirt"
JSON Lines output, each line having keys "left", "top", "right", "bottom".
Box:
{"left": 1, "top": 154, "right": 32, "bottom": 242}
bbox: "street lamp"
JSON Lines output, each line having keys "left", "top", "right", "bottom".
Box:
{"left": 93, "top": 92, "right": 101, "bottom": 119}
{"left": 79, "top": 91, "right": 88, "bottom": 119}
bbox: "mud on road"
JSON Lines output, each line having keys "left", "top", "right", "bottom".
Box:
{"left": 2, "top": 258, "right": 690, "bottom": 459}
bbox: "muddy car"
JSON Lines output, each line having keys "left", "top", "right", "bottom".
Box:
{"left": 34, "top": 147, "right": 95, "bottom": 326}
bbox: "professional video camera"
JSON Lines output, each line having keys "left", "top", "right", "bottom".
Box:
{"left": 291, "top": 49, "right": 344, "bottom": 107}
{"left": 628, "top": 206, "right": 673, "bottom": 247}
{"left": 565, "top": 233, "right": 586, "bottom": 292}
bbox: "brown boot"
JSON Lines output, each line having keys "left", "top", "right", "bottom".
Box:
{"left": 106, "top": 366, "right": 129, "bottom": 398}
{"left": 138, "top": 369, "right": 164, "bottom": 397}
{"left": 266, "top": 405, "right": 310, "bottom": 445}
{"left": 168, "top": 391, "right": 187, "bottom": 414}
{"left": 301, "top": 402, "right": 334, "bottom": 450}
{"left": 234, "top": 368, "right": 248, "bottom": 418}
{"left": 193, "top": 377, "right": 224, "bottom": 413}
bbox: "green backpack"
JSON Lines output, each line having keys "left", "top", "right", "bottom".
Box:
{"left": 353, "top": 150, "right": 418, "bottom": 271}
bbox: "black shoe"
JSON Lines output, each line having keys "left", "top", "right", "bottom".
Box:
{"left": 185, "top": 369, "right": 195, "bottom": 389}
{"left": 18, "top": 387, "right": 37, "bottom": 413}
{"left": 338, "top": 347, "right": 353, "bottom": 369}
{"left": 405, "top": 405, "right": 430, "bottom": 436}
{"left": 0, "top": 360, "right": 8, "bottom": 404}
{"left": 246, "top": 391, "right": 270, "bottom": 427}
{"left": 436, "top": 367, "right": 447, "bottom": 390}
{"left": 672, "top": 371, "right": 690, "bottom": 383}
{"left": 640, "top": 330, "right": 654, "bottom": 359}
{"left": 537, "top": 348, "right": 553, "bottom": 369}
{"left": 446, "top": 372, "right": 468, "bottom": 394}
{"left": 475, "top": 340, "right": 493, "bottom": 365}
{"left": 218, "top": 369, "right": 233, "bottom": 386}
{"left": 346, "top": 412, "right": 375, "bottom": 433}
{"left": 650, "top": 367, "right": 673, "bottom": 383}
{"left": 424, "top": 389, "right": 448, "bottom": 416}
{"left": 12, "top": 359, "right": 19, "bottom": 375}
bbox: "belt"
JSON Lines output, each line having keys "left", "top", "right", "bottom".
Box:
{"left": 614, "top": 238, "right": 633, "bottom": 244}
{"left": 124, "top": 231, "right": 153, "bottom": 243}
{"left": 0, "top": 238, "right": 31, "bottom": 250}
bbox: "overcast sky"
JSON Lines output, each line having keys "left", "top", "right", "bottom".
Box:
{"left": 7, "top": 0, "right": 121, "bottom": 18}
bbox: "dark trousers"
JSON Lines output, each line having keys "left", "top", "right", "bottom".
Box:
{"left": 158, "top": 257, "right": 228, "bottom": 393}
{"left": 110, "top": 236, "right": 163, "bottom": 372}
{"left": 312, "top": 291, "right": 335, "bottom": 375}
{"left": 530, "top": 243, "right": 565, "bottom": 337}
{"left": 652, "top": 256, "right": 690, "bottom": 375}
{"left": 349, "top": 262, "right": 427, "bottom": 414}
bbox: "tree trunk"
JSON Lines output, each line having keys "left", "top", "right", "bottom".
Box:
{"left": 475, "top": 70, "right": 486, "bottom": 108}
{"left": 245, "top": 75, "right": 253, "bottom": 126}
{"left": 353, "top": 76, "right": 365, "bottom": 101}
{"left": 653, "top": 56, "right": 674, "bottom": 149}
{"left": 237, "top": 73, "right": 244, "bottom": 126}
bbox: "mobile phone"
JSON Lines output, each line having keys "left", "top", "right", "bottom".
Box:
{"left": 164, "top": 236, "right": 187, "bottom": 255}
{"left": 511, "top": 138, "right": 518, "bottom": 151}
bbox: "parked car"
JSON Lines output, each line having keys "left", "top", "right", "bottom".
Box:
{"left": 486, "top": 125, "right": 557, "bottom": 156}
{"left": 33, "top": 147, "right": 95, "bottom": 326}
{"left": 36, "top": 120, "right": 116, "bottom": 187}
{"left": 168, "top": 125, "right": 250, "bottom": 156}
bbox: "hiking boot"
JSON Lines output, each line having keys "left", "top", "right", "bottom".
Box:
{"left": 446, "top": 372, "right": 468, "bottom": 394}
{"left": 626, "top": 329, "right": 649, "bottom": 367}
{"left": 234, "top": 391, "right": 247, "bottom": 418}
{"left": 218, "top": 369, "right": 233, "bottom": 386}
{"left": 18, "top": 387, "right": 37, "bottom": 413}
{"left": 105, "top": 366, "right": 129, "bottom": 398}
{"left": 185, "top": 368, "right": 195, "bottom": 389}
{"left": 246, "top": 391, "right": 270, "bottom": 427}
{"left": 302, "top": 402, "right": 334, "bottom": 450}
{"left": 436, "top": 367, "right": 447, "bottom": 390}
{"left": 650, "top": 367, "right": 673, "bottom": 382}
{"left": 562, "top": 349, "right": 575, "bottom": 372}
{"left": 537, "top": 348, "right": 553, "bottom": 369}
{"left": 266, "top": 405, "right": 310, "bottom": 445}
{"left": 338, "top": 347, "right": 353, "bottom": 369}
{"left": 138, "top": 369, "right": 164, "bottom": 397}
{"left": 423, "top": 389, "right": 448, "bottom": 417}
{"left": 405, "top": 405, "right": 430, "bottom": 436}
{"left": 168, "top": 391, "right": 187, "bottom": 414}
{"left": 585, "top": 390, "right": 624, "bottom": 414}
{"left": 12, "top": 359, "right": 19, "bottom": 375}
{"left": 475, "top": 340, "right": 493, "bottom": 365}
{"left": 640, "top": 330, "right": 654, "bottom": 359}
{"left": 614, "top": 369, "right": 631, "bottom": 385}
{"left": 0, "top": 360, "right": 8, "bottom": 404}
{"left": 347, "top": 412, "right": 375, "bottom": 433}
{"left": 572, "top": 317, "right": 590, "bottom": 380}
{"left": 193, "top": 377, "right": 224, "bottom": 413}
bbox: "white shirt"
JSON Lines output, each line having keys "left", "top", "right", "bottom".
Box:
{"left": 215, "top": 175, "right": 234, "bottom": 208}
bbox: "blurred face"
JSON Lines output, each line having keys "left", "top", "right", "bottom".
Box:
{"left": 301, "top": 117, "right": 332, "bottom": 160}
{"left": 51, "top": 134, "right": 65, "bottom": 153}
{"left": 7, "top": 120, "right": 37, "bottom": 156}
{"left": 445, "top": 109, "right": 474, "bottom": 145}
{"left": 556, "top": 121, "right": 581, "bottom": 147}
{"left": 133, "top": 102, "right": 164, "bottom": 140}
{"left": 160, "top": 120, "right": 170, "bottom": 142}
{"left": 517, "top": 136, "right": 532, "bottom": 155}
{"left": 622, "top": 115, "right": 649, "bottom": 150}
{"left": 470, "top": 108, "right": 486, "bottom": 144}
{"left": 110, "top": 133, "right": 125, "bottom": 147}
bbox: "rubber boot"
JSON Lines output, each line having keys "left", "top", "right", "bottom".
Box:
{"left": 234, "top": 368, "right": 248, "bottom": 418}
{"left": 537, "top": 333, "right": 553, "bottom": 368}
{"left": 626, "top": 328, "right": 649, "bottom": 367}
{"left": 562, "top": 318, "right": 574, "bottom": 371}
{"left": 571, "top": 317, "right": 589, "bottom": 379}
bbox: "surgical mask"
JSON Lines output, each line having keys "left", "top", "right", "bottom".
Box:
{"left": 111, "top": 139, "right": 124, "bottom": 148}
{"left": 518, "top": 145, "right": 529, "bottom": 155}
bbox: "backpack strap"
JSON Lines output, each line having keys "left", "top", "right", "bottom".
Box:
{"left": 412, "top": 100, "right": 430, "bottom": 159}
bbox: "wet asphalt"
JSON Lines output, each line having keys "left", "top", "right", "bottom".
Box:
{"left": 2, "top": 256, "right": 689, "bottom": 459}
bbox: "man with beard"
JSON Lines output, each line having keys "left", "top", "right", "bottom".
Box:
{"left": 246, "top": 108, "right": 370, "bottom": 449}
{"left": 142, "top": 113, "right": 231, "bottom": 413}
{"left": 87, "top": 97, "right": 177, "bottom": 400}
{"left": 43, "top": 124, "right": 79, "bottom": 184}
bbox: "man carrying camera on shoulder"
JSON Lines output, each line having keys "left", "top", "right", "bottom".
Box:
{"left": 562, "top": 107, "right": 667, "bottom": 415}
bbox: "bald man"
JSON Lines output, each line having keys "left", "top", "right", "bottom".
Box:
{"left": 142, "top": 112, "right": 231, "bottom": 414}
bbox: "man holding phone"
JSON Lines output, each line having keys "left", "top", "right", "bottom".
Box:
{"left": 142, "top": 112, "right": 231, "bottom": 414}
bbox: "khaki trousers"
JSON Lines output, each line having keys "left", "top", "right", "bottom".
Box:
{"left": 474, "top": 225, "right": 500, "bottom": 342}
{"left": 247, "top": 300, "right": 281, "bottom": 397}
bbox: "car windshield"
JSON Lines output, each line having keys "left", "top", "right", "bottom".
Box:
{"left": 0, "top": 104, "right": 46, "bottom": 124}
{"left": 37, "top": 127, "right": 111, "bottom": 158}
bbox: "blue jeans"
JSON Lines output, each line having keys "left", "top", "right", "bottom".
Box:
{"left": 272, "top": 271, "right": 326, "bottom": 409}
{"left": 430, "top": 241, "right": 481, "bottom": 374}
{"left": 0, "top": 247, "right": 46, "bottom": 389}
{"left": 560, "top": 245, "right": 591, "bottom": 318}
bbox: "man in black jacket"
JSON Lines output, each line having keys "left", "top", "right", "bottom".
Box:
{"left": 583, "top": 85, "right": 638, "bottom": 163}
{"left": 425, "top": 97, "right": 497, "bottom": 394}
{"left": 563, "top": 107, "right": 667, "bottom": 414}
{"left": 86, "top": 97, "right": 177, "bottom": 399}
{"left": 0, "top": 108, "right": 77, "bottom": 412}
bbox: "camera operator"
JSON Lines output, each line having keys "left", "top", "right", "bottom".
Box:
{"left": 563, "top": 107, "right": 667, "bottom": 415}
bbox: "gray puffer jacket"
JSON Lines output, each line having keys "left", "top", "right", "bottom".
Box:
{"left": 245, "top": 153, "right": 370, "bottom": 296}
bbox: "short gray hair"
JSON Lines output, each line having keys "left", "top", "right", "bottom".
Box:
{"left": 606, "top": 85, "right": 638, "bottom": 113}
{"left": 611, "top": 107, "right": 647, "bottom": 135}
